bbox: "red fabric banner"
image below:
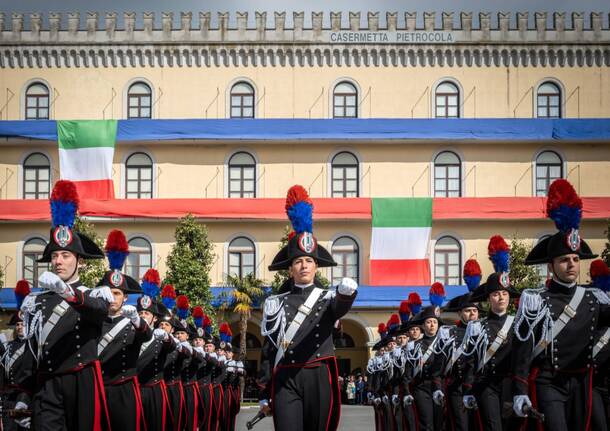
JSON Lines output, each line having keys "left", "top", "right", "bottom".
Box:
{"left": 369, "top": 259, "right": 431, "bottom": 286}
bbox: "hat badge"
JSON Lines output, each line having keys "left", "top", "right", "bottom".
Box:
{"left": 566, "top": 228, "right": 581, "bottom": 252}
{"left": 499, "top": 272, "right": 510, "bottom": 288}
{"left": 53, "top": 225, "right": 73, "bottom": 248}
{"left": 110, "top": 270, "right": 124, "bottom": 288}
{"left": 197, "top": 327, "right": 204, "bottom": 337}
{"left": 140, "top": 295, "right": 152, "bottom": 309}
{"left": 298, "top": 232, "right": 317, "bottom": 253}
{"left": 433, "top": 306, "right": 441, "bottom": 317}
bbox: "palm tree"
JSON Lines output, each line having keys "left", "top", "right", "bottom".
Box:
{"left": 220, "top": 273, "right": 266, "bottom": 361}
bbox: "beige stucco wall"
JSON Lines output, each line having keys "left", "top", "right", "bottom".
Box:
{"left": 1, "top": 66, "right": 610, "bottom": 120}
{"left": 1, "top": 141, "right": 609, "bottom": 201}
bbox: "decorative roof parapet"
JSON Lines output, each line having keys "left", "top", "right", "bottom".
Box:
{"left": 1, "top": 11, "right": 609, "bottom": 68}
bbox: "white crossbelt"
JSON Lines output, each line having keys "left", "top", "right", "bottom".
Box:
{"left": 593, "top": 327, "right": 610, "bottom": 359}
{"left": 139, "top": 338, "right": 154, "bottom": 357}
{"left": 533, "top": 286, "right": 585, "bottom": 358}
{"left": 98, "top": 318, "right": 131, "bottom": 355}
{"left": 482, "top": 315, "right": 514, "bottom": 366}
{"left": 415, "top": 338, "right": 437, "bottom": 376}
{"left": 444, "top": 342, "right": 464, "bottom": 374}
{"left": 39, "top": 300, "right": 70, "bottom": 351}
{"left": 274, "top": 287, "right": 323, "bottom": 367}
{"left": 7, "top": 343, "right": 25, "bottom": 375}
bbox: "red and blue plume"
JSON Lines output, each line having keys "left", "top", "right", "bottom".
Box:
{"left": 203, "top": 315, "right": 213, "bottom": 335}
{"left": 546, "top": 179, "right": 582, "bottom": 233}
{"left": 399, "top": 300, "right": 411, "bottom": 323}
{"left": 104, "top": 230, "right": 129, "bottom": 271}
{"left": 463, "top": 259, "right": 482, "bottom": 292}
{"left": 377, "top": 323, "right": 387, "bottom": 337}
{"left": 161, "top": 284, "right": 176, "bottom": 310}
{"left": 176, "top": 295, "right": 189, "bottom": 320}
{"left": 192, "top": 306, "right": 205, "bottom": 328}
{"left": 407, "top": 292, "right": 422, "bottom": 315}
{"left": 285, "top": 185, "right": 313, "bottom": 234}
{"left": 141, "top": 269, "right": 161, "bottom": 298}
{"left": 590, "top": 259, "right": 610, "bottom": 292}
{"left": 488, "top": 235, "right": 510, "bottom": 274}
{"left": 387, "top": 314, "right": 400, "bottom": 331}
{"left": 14, "top": 279, "right": 30, "bottom": 310}
{"left": 50, "top": 180, "right": 79, "bottom": 228}
{"left": 219, "top": 322, "right": 232, "bottom": 343}
{"left": 429, "top": 282, "right": 446, "bottom": 307}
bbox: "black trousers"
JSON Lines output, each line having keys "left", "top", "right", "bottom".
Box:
{"left": 412, "top": 380, "right": 442, "bottom": 431}
{"left": 532, "top": 369, "right": 593, "bottom": 431}
{"left": 198, "top": 382, "right": 214, "bottom": 431}
{"left": 166, "top": 380, "right": 185, "bottom": 431}
{"left": 210, "top": 384, "right": 224, "bottom": 431}
{"left": 184, "top": 381, "right": 202, "bottom": 431}
{"left": 105, "top": 377, "right": 144, "bottom": 431}
{"left": 472, "top": 375, "right": 520, "bottom": 431}
{"left": 374, "top": 402, "right": 385, "bottom": 431}
{"left": 591, "top": 385, "right": 609, "bottom": 431}
{"left": 272, "top": 362, "right": 339, "bottom": 431}
{"left": 32, "top": 361, "right": 109, "bottom": 431}
{"left": 141, "top": 380, "right": 172, "bottom": 431}
{"left": 446, "top": 381, "right": 471, "bottom": 431}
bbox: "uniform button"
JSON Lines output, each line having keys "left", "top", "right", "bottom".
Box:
{"left": 76, "top": 345, "right": 80, "bottom": 349}
{"left": 48, "top": 368, "right": 53, "bottom": 371}
{"left": 316, "top": 324, "right": 319, "bottom": 328}
{"left": 590, "top": 307, "right": 595, "bottom": 312}
{"left": 75, "top": 326, "right": 79, "bottom": 330}
{"left": 75, "top": 335, "right": 80, "bottom": 339}
{"left": 45, "top": 342, "right": 49, "bottom": 346}
{"left": 289, "top": 350, "right": 293, "bottom": 354}
{"left": 316, "top": 344, "right": 320, "bottom": 348}
{"left": 77, "top": 353, "right": 81, "bottom": 358}
{"left": 315, "top": 313, "right": 319, "bottom": 316}
{"left": 554, "top": 365, "right": 559, "bottom": 369}
{"left": 47, "top": 360, "right": 51, "bottom": 364}
{"left": 291, "top": 360, "right": 295, "bottom": 364}
{"left": 315, "top": 334, "right": 319, "bottom": 338}
{"left": 78, "top": 362, "right": 83, "bottom": 367}
{"left": 316, "top": 353, "right": 320, "bottom": 358}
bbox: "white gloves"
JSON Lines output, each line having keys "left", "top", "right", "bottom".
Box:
{"left": 391, "top": 394, "right": 400, "bottom": 406}
{"left": 14, "top": 401, "right": 30, "bottom": 429}
{"left": 90, "top": 286, "right": 114, "bottom": 303}
{"left": 373, "top": 398, "right": 381, "bottom": 406}
{"left": 366, "top": 392, "right": 374, "bottom": 402}
{"left": 463, "top": 395, "right": 477, "bottom": 409}
{"left": 153, "top": 328, "right": 168, "bottom": 341}
{"left": 121, "top": 305, "right": 140, "bottom": 327}
{"left": 337, "top": 277, "right": 358, "bottom": 296}
{"left": 39, "top": 271, "right": 72, "bottom": 299}
{"left": 0, "top": 333, "right": 7, "bottom": 345}
{"left": 403, "top": 395, "right": 414, "bottom": 407}
{"left": 208, "top": 352, "right": 218, "bottom": 360}
{"left": 382, "top": 395, "right": 389, "bottom": 405}
{"left": 432, "top": 390, "right": 445, "bottom": 406}
{"left": 259, "top": 399, "right": 269, "bottom": 408}
{"left": 513, "top": 395, "right": 532, "bottom": 417}
{"left": 179, "top": 341, "right": 193, "bottom": 354}
{"left": 193, "top": 346, "right": 205, "bottom": 357}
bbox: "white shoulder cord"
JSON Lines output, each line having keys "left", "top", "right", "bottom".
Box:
{"left": 433, "top": 326, "right": 455, "bottom": 358}
{"left": 513, "top": 289, "right": 553, "bottom": 357}
{"left": 20, "top": 295, "right": 43, "bottom": 364}
{"left": 261, "top": 294, "right": 288, "bottom": 349}
{"left": 391, "top": 346, "right": 406, "bottom": 372}
{"left": 461, "top": 320, "right": 489, "bottom": 374}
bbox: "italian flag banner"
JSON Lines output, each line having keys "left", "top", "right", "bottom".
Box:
{"left": 57, "top": 120, "right": 117, "bottom": 199}
{"left": 369, "top": 198, "right": 432, "bottom": 286}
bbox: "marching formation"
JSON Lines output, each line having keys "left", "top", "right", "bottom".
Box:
{"left": 366, "top": 179, "right": 610, "bottom": 431}
{"left": 0, "top": 180, "right": 244, "bottom": 431}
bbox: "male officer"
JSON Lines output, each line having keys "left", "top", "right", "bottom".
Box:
{"left": 19, "top": 180, "right": 112, "bottom": 430}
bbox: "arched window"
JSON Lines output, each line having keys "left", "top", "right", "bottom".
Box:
{"left": 435, "top": 81, "right": 459, "bottom": 118}
{"left": 331, "top": 236, "right": 359, "bottom": 285}
{"left": 126, "top": 237, "right": 152, "bottom": 280}
{"left": 537, "top": 82, "right": 561, "bottom": 118}
{"left": 230, "top": 82, "right": 255, "bottom": 118}
{"left": 231, "top": 332, "right": 262, "bottom": 351}
{"left": 25, "top": 82, "right": 50, "bottom": 120}
{"left": 22, "top": 238, "right": 49, "bottom": 286}
{"left": 228, "top": 237, "right": 255, "bottom": 278}
{"left": 333, "top": 82, "right": 358, "bottom": 118}
{"left": 434, "top": 151, "right": 461, "bottom": 197}
{"left": 125, "top": 152, "right": 153, "bottom": 199}
{"left": 535, "top": 151, "right": 563, "bottom": 197}
{"left": 23, "top": 153, "right": 51, "bottom": 199}
{"left": 536, "top": 235, "right": 552, "bottom": 282}
{"left": 333, "top": 331, "right": 355, "bottom": 348}
{"left": 127, "top": 82, "right": 152, "bottom": 119}
{"left": 331, "top": 152, "right": 359, "bottom": 197}
{"left": 434, "top": 236, "right": 461, "bottom": 285}
{"left": 228, "top": 152, "right": 256, "bottom": 198}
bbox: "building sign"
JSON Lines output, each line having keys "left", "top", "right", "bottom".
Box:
{"left": 328, "top": 31, "right": 458, "bottom": 44}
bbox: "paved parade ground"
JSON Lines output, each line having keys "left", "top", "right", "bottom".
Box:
{"left": 235, "top": 405, "right": 375, "bottom": 430}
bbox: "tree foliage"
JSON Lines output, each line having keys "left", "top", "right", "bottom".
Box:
{"left": 510, "top": 236, "right": 543, "bottom": 291}
{"left": 74, "top": 216, "right": 107, "bottom": 288}
{"left": 220, "top": 273, "right": 266, "bottom": 361}
{"left": 164, "top": 214, "right": 215, "bottom": 312}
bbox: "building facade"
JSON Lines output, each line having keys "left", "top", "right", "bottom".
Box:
{"left": 1, "top": 10, "right": 610, "bottom": 375}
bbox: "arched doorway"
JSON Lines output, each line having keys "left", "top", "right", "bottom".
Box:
{"left": 333, "top": 318, "right": 370, "bottom": 378}
{"left": 229, "top": 321, "right": 264, "bottom": 400}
